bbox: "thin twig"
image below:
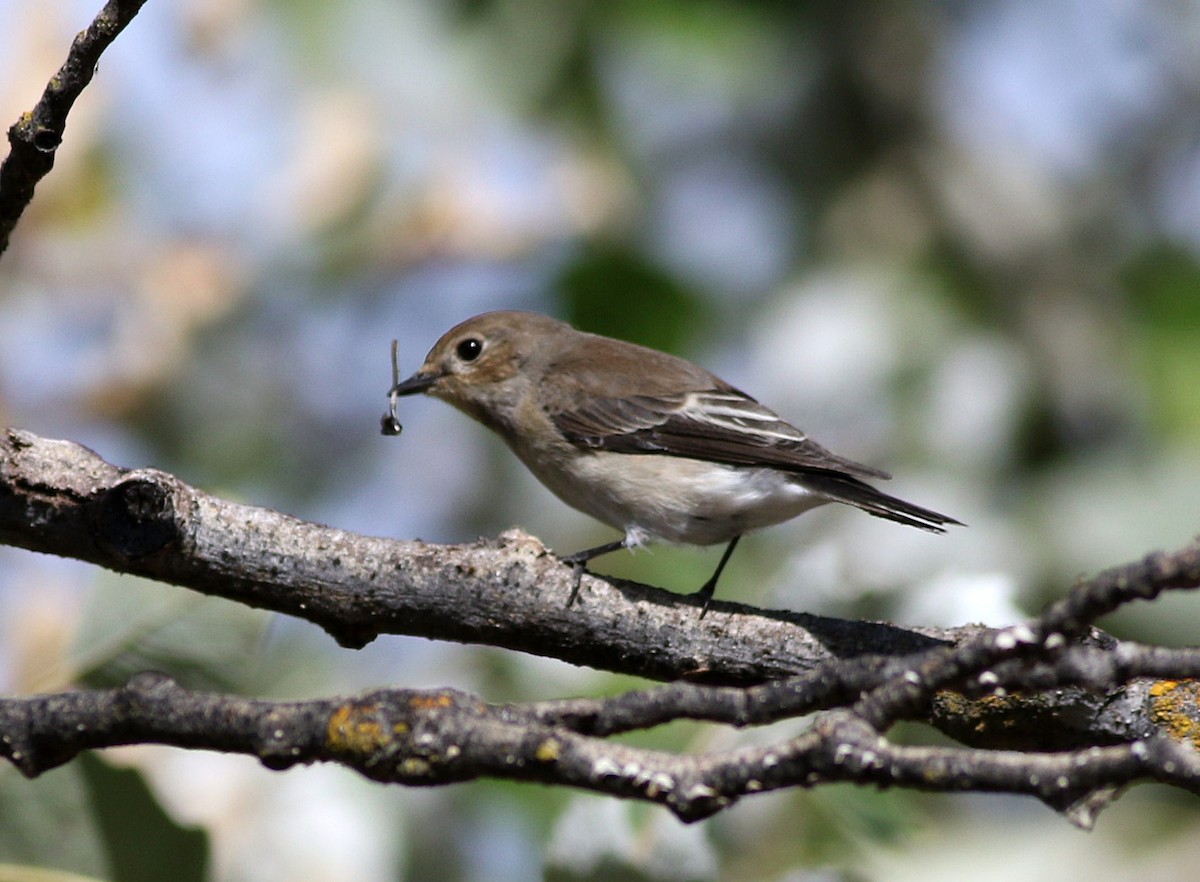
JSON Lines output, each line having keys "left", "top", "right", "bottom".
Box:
{"left": 0, "top": 0, "right": 150, "bottom": 254}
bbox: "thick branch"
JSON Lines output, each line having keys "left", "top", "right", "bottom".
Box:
{"left": 0, "top": 428, "right": 945, "bottom": 684}
{"left": 0, "top": 0, "right": 150, "bottom": 254}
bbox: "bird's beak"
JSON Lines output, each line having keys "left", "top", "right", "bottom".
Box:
{"left": 389, "top": 370, "right": 440, "bottom": 397}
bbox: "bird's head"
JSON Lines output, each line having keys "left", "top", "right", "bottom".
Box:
{"left": 389, "top": 310, "right": 566, "bottom": 427}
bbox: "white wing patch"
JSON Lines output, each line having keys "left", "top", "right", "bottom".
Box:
{"left": 680, "top": 392, "right": 808, "bottom": 443}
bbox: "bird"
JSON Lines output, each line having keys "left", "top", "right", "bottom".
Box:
{"left": 385, "top": 310, "right": 961, "bottom": 615}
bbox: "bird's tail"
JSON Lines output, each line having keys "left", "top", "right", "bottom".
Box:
{"left": 802, "top": 472, "right": 963, "bottom": 533}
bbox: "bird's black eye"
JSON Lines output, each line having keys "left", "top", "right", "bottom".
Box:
{"left": 456, "top": 337, "right": 483, "bottom": 362}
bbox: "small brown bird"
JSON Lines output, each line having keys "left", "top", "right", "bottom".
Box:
{"left": 387, "top": 310, "right": 960, "bottom": 614}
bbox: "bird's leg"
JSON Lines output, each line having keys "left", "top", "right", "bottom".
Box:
{"left": 562, "top": 538, "right": 630, "bottom": 607}
{"left": 693, "top": 535, "right": 741, "bottom": 619}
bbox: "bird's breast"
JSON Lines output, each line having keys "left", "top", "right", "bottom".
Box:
{"left": 509, "top": 441, "right": 830, "bottom": 546}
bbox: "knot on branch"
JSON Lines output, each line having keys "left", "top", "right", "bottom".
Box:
{"left": 96, "top": 471, "right": 183, "bottom": 560}
{"left": 30, "top": 126, "right": 62, "bottom": 153}
{"left": 6, "top": 114, "right": 62, "bottom": 154}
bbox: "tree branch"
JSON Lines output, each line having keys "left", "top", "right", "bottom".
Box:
{"left": 0, "top": 428, "right": 947, "bottom": 683}
{"left": 2, "top": 670, "right": 1199, "bottom": 826}
{"left": 0, "top": 0, "right": 150, "bottom": 254}
{"left": 4, "top": 426, "right": 1200, "bottom": 825}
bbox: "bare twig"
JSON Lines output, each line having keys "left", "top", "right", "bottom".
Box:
{"left": 0, "top": 0, "right": 150, "bottom": 254}
{"left": 3, "top": 663, "right": 1200, "bottom": 826}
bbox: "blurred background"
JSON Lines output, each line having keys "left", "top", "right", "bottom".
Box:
{"left": 2, "top": 0, "right": 1200, "bottom": 879}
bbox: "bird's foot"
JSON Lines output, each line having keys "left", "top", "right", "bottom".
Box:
{"left": 561, "top": 539, "right": 628, "bottom": 608}
{"left": 691, "top": 579, "right": 717, "bottom": 620}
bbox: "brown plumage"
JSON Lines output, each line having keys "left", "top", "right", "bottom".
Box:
{"left": 389, "top": 310, "right": 961, "bottom": 614}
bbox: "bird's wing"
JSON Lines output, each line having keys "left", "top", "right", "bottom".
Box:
{"left": 551, "top": 388, "right": 891, "bottom": 480}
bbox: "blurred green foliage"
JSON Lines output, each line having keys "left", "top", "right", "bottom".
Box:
{"left": 1122, "top": 244, "right": 1200, "bottom": 437}
{"left": 81, "top": 754, "right": 209, "bottom": 882}
{"left": 557, "top": 244, "right": 708, "bottom": 352}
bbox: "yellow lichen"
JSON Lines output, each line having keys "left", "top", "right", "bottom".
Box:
{"left": 1148, "top": 679, "right": 1200, "bottom": 749}
{"left": 409, "top": 693, "right": 454, "bottom": 710}
{"left": 326, "top": 703, "right": 391, "bottom": 753}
